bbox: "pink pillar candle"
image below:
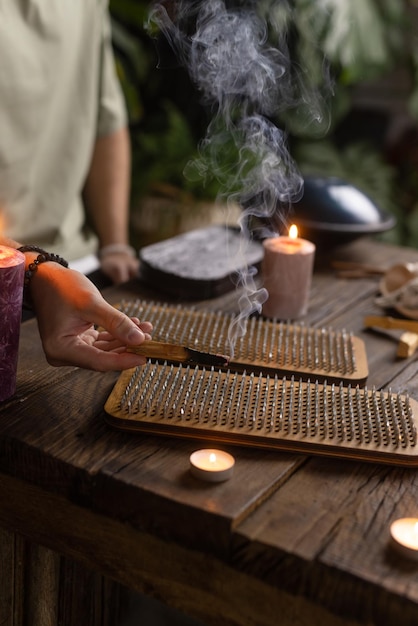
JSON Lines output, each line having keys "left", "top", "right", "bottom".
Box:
{"left": 0, "top": 246, "right": 25, "bottom": 401}
{"left": 262, "top": 231, "right": 315, "bottom": 319}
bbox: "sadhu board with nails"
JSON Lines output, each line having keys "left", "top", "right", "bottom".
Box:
{"left": 104, "top": 302, "right": 418, "bottom": 466}
{"left": 105, "top": 362, "right": 418, "bottom": 467}
{"left": 119, "top": 299, "right": 369, "bottom": 385}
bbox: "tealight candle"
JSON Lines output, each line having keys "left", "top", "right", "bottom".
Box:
{"left": 261, "top": 225, "right": 316, "bottom": 319}
{"left": 0, "top": 246, "right": 25, "bottom": 402}
{"left": 190, "top": 449, "right": 235, "bottom": 482}
{"left": 390, "top": 517, "right": 418, "bottom": 560}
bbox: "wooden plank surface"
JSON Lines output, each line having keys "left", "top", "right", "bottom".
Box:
{"left": 0, "top": 524, "right": 122, "bottom": 626}
{"left": 227, "top": 240, "right": 418, "bottom": 625}
{"left": 1, "top": 237, "right": 418, "bottom": 625}
{"left": 0, "top": 472, "right": 362, "bottom": 626}
{"left": 104, "top": 238, "right": 418, "bottom": 624}
{"left": 0, "top": 320, "right": 306, "bottom": 555}
{"left": 233, "top": 454, "right": 418, "bottom": 626}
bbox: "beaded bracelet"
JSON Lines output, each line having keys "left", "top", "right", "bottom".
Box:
{"left": 17, "top": 245, "right": 69, "bottom": 287}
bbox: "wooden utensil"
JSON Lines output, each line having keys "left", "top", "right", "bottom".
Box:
{"left": 127, "top": 340, "right": 229, "bottom": 367}
{"left": 364, "top": 315, "right": 418, "bottom": 334}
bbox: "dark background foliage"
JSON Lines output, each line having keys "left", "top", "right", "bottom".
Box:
{"left": 109, "top": 0, "right": 418, "bottom": 246}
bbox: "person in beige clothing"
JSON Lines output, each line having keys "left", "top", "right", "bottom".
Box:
{"left": 0, "top": 0, "right": 138, "bottom": 285}
{"left": 0, "top": 0, "right": 154, "bottom": 371}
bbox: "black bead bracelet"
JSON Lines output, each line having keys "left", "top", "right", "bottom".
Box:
{"left": 17, "top": 245, "right": 69, "bottom": 310}
{"left": 17, "top": 245, "right": 69, "bottom": 286}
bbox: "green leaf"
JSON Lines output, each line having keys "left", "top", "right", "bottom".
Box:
{"left": 294, "top": 0, "right": 404, "bottom": 82}
{"left": 109, "top": 0, "right": 149, "bottom": 29}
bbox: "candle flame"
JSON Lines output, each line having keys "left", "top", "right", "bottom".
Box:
{"left": 209, "top": 453, "right": 217, "bottom": 464}
{"left": 289, "top": 224, "right": 298, "bottom": 239}
{"left": 414, "top": 522, "right": 418, "bottom": 535}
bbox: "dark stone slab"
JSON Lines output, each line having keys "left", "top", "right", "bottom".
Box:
{"left": 139, "top": 225, "right": 263, "bottom": 300}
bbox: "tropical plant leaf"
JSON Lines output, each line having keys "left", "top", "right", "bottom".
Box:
{"left": 294, "top": 0, "right": 403, "bottom": 83}
{"left": 109, "top": 0, "right": 149, "bottom": 29}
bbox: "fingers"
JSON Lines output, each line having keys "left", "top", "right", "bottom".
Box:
{"left": 130, "top": 318, "right": 153, "bottom": 337}
{"left": 42, "top": 320, "right": 151, "bottom": 370}
{"left": 45, "top": 341, "right": 149, "bottom": 371}
{"left": 88, "top": 299, "right": 151, "bottom": 346}
{"left": 95, "top": 329, "right": 152, "bottom": 350}
{"left": 27, "top": 261, "right": 153, "bottom": 371}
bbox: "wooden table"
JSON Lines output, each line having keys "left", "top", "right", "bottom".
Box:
{"left": 2, "top": 238, "right": 418, "bottom": 626}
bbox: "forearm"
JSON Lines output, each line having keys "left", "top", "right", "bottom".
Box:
{"left": 83, "top": 126, "right": 132, "bottom": 248}
{"left": 82, "top": 126, "right": 138, "bottom": 283}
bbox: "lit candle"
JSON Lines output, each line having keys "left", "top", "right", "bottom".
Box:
{"left": 0, "top": 246, "right": 25, "bottom": 402}
{"left": 261, "top": 225, "right": 316, "bottom": 319}
{"left": 390, "top": 518, "right": 418, "bottom": 560}
{"left": 190, "top": 449, "right": 235, "bottom": 482}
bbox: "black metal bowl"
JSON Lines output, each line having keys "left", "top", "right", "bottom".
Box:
{"left": 287, "top": 176, "right": 396, "bottom": 246}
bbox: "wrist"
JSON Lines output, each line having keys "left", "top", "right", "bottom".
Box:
{"left": 99, "top": 243, "right": 136, "bottom": 259}
{"left": 17, "top": 245, "right": 69, "bottom": 309}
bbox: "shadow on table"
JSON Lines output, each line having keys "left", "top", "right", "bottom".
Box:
{"left": 118, "top": 589, "right": 207, "bottom": 626}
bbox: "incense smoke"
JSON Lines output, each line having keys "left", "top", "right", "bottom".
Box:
{"left": 147, "top": 0, "right": 330, "bottom": 354}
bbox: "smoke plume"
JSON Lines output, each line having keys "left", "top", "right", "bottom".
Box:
{"left": 147, "top": 0, "right": 330, "bottom": 353}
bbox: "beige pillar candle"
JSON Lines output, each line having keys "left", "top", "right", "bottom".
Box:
{"left": 262, "top": 226, "right": 315, "bottom": 319}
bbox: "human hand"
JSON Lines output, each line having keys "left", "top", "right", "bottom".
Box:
{"left": 31, "top": 263, "right": 152, "bottom": 371}
{"left": 100, "top": 250, "right": 139, "bottom": 285}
